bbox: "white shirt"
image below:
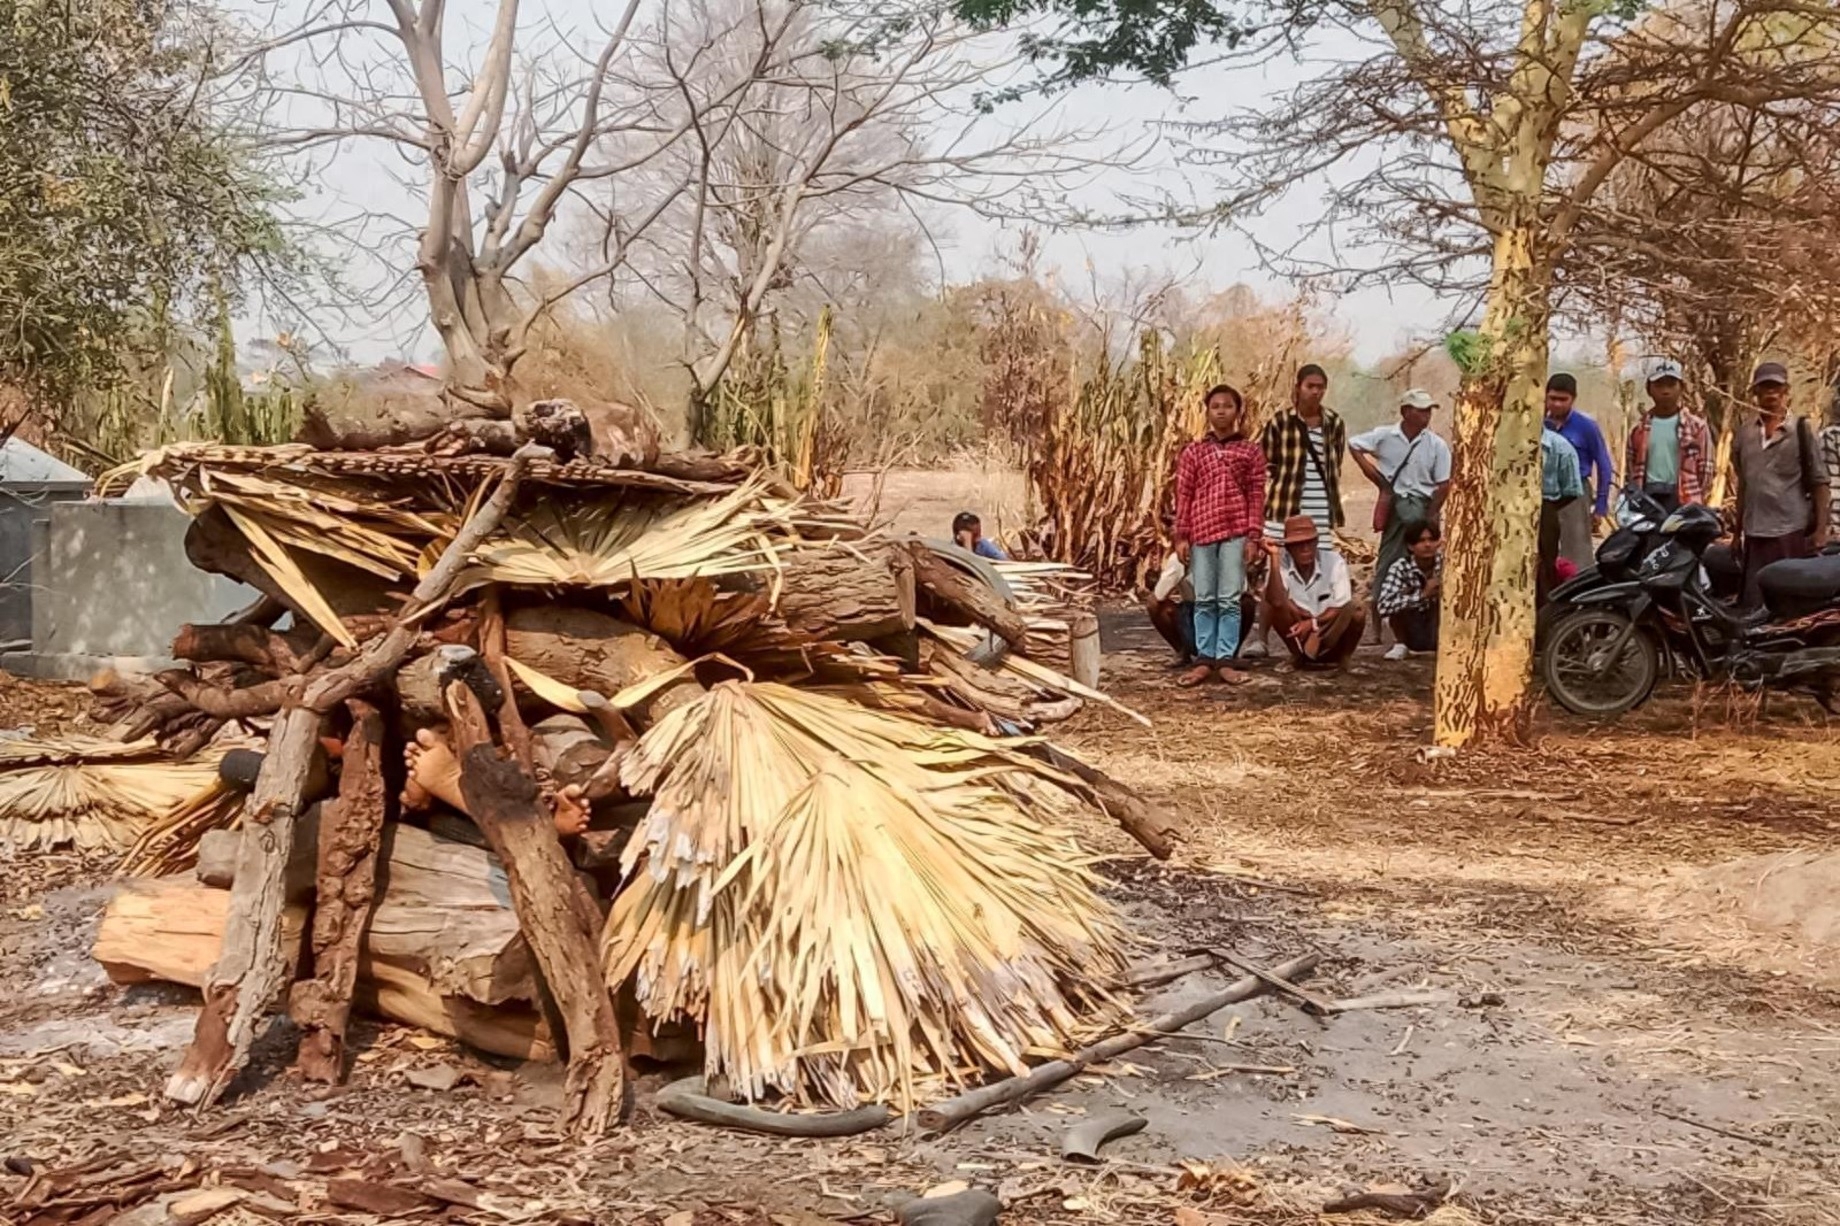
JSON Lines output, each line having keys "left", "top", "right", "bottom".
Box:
{"left": 1152, "top": 554, "right": 1194, "bottom": 603}
{"left": 1349, "top": 424, "right": 1452, "bottom": 500}
{"left": 1280, "top": 550, "right": 1353, "bottom": 616}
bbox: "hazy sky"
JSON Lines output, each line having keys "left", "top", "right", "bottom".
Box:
{"left": 263, "top": 0, "right": 1474, "bottom": 368}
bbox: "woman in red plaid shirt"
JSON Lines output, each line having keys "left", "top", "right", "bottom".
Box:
{"left": 1174, "top": 384, "right": 1268, "bottom": 687}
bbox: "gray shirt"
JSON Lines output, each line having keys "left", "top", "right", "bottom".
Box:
{"left": 1732, "top": 413, "right": 1829, "bottom": 540}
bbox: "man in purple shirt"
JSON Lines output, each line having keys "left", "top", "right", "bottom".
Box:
{"left": 1544, "top": 372, "right": 1616, "bottom": 570}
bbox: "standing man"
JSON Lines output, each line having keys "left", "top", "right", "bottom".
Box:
{"left": 1539, "top": 425, "right": 1585, "bottom": 603}
{"left": 1543, "top": 373, "right": 1616, "bottom": 570}
{"left": 1245, "top": 364, "right": 1345, "bottom": 658}
{"left": 1623, "top": 359, "right": 1713, "bottom": 515}
{"left": 1820, "top": 383, "right": 1840, "bottom": 546}
{"left": 1731, "top": 362, "right": 1832, "bottom": 607}
{"left": 1263, "top": 515, "right": 1366, "bottom": 669}
{"left": 1350, "top": 388, "right": 1452, "bottom": 636}
{"left": 1173, "top": 383, "right": 1267, "bottom": 687}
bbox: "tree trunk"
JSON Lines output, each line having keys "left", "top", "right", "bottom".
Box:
{"left": 291, "top": 700, "right": 388, "bottom": 1084}
{"left": 907, "top": 543, "right": 1029, "bottom": 652}
{"left": 95, "top": 879, "right": 308, "bottom": 988}
{"left": 502, "top": 606, "right": 705, "bottom": 722}
{"left": 1433, "top": 217, "right": 1549, "bottom": 748}
{"left": 448, "top": 683, "right": 626, "bottom": 1137}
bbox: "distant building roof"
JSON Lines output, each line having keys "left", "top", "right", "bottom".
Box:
{"left": 0, "top": 438, "right": 89, "bottom": 488}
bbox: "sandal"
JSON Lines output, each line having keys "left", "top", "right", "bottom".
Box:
{"left": 1217, "top": 666, "right": 1251, "bottom": 686}
{"left": 1176, "top": 664, "right": 1214, "bottom": 688}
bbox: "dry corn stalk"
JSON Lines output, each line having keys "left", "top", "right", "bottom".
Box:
{"left": 604, "top": 681, "right": 1125, "bottom": 1110}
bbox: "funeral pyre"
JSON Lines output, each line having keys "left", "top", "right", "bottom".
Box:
{"left": 1, "top": 428, "right": 1180, "bottom": 1138}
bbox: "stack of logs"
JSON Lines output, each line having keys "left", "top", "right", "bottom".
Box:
{"left": 91, "top": 439, "right": 1178, "bottom": 1139}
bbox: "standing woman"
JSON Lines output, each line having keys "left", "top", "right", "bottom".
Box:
{"left": 1173, "top": 383, "right": 1267, "bottom": 687}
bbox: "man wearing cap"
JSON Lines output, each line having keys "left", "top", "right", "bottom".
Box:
{"left": 1262, "top": 514, "right": 1365, "bottom": 669}
{"left": 1624, "top": 360, "right": 1712, "bottom": 515}
{"left": 1350, "top": 388, "right": 1453, "bottom": 642}
{"left": 1731, "top": 361, "right": 1831, "bottom": 606}
{"left": 1539, "top": 424, "right": 1585, "bottom": 603}
{"left": 1544, "top": 372, "right": 1616, "bottom": 570}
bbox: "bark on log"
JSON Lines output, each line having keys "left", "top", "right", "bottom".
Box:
{"left": 503, "top": 606, "right": 705, "bottom": 724}
{"left": 530, "top": 715, "right": 613, "bottom": 791}
{"left": 291, "top": 700, "right": 388, "bottom": 1083}
{"left": 355, "top": 957, "right": 554, "bottom": 1062}
{"left": 164, "top": 704, "right": 325, "bottom": 1107}
{"left": 762, "top": 542, "right": 915, "bottom": 643}
{"left": 907, "top": 543, "right": 1030, "bottom": 653}
{"left": 156, "top": 668, "right": 306, "bottom": 719}
{"left": 298, "top": 384, "right": 496, "bottom": 452}
{"left": 1068, "top": 612, "right": 1102, "bottom": 689}
{"left": 448, "top": 682, "right": 625, "bottom": 1138}
{"left": 166, "top": 447, "right": 541, "bottom": 1109}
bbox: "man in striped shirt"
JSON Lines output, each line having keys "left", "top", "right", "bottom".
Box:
{"left": 1244, "top": 364, "right": 1345, "bottom": 658}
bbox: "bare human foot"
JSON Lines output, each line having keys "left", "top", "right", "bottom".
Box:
{"left": 1217, "top": 665, "right": 1251, "bottom": 686}
{"left": 1176, "top": 664, "right": 1213, "bottom": 688}
{"left": 405, "top": 726, "right": 590, "bottom": 839}
{"left": 552, "top": 784, "right": 590, "bottom": 838}
{"left": 403, "top": 727, "right": 468, "bottom": 815}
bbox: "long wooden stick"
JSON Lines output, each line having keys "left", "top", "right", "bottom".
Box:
{"left": 917, "top": 953, "right": 1319, "bottom": 1132}
{"left": 163, "top": 446, "right": 542, "bottom": 1108}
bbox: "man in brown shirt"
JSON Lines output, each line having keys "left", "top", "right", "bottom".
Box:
{"left": 1730, "top": 362, "right": 1832, "bottom": 606}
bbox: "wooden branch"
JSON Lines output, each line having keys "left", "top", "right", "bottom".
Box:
{"left": 907, "top": 543, "right": 1029, "bottom": 653}
{"left": 447, "top": 681, "right": 626, "bottom": 1137}
{"left": 163, "top": 447, "right": 541, "bottom": 1110}
{"left": 1014, "top": 741, "right": 1182, "bottom": 861}
{"left": 479, "top": 588, "right": 534, "bottom": 771}
{"left": 917, "top": 953, "right": 1320, "bottom": 1131}
{"left": 164, "top": 705, "right": 326, "bottom": 1107}
{"left": 156, "top": 669, "right": 306, "bottom": 719}
{"left": 291, "top": 700, "right": 389, "bottom": 1083}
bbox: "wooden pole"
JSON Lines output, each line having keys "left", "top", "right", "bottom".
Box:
{"left": 446, "top": 681, "right": 627, "bottom": 1137}
{"left": 916, "top": 953, "right": 1319, "bottom": 1131}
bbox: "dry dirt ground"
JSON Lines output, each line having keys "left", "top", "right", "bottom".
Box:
{"left": 4, "top": 639, "right": 1838, "bottom": 1226}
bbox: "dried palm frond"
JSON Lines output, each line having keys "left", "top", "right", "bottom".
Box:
{"left": 118, "top": 781, "right": 244, "bottom": 876}
{"left": 0, "top": 735, "right": 163, "bottom": 767}
{"left": 605, "top": 681, "right": 1126, "bottom": 1111}
{"left": 0, "top": 753, "right": 230, "bottom": 852}
{"left": 459, "top": 484, "right": 793, "bottom": 590}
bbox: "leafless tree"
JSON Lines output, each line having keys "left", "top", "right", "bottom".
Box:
{"left": 594, "top": 0, "right": 1123, "bottom": 441}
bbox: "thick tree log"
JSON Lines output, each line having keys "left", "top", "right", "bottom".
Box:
{"left": 165, "top": 447, "right": 542, "bottom": 1109}
{"left": 164, "top": 705, "right": 325, "bottom": 1107}
{"left": 762, "top": 541, "right": 915, "bottom": 643}
{"left": 156, "top": 669, "right": 306, "bottom": 719}
{"left": 531, "top": 715, "right": 613, "bottom": 791}
{"left": 172, "top": 623, "right": 312, "bottom": 673}
{"left": 291, "top": 700, "right": 388, "bottom": 1084}
{"left": 448, "top": 682, "right": 625, "bottom": 1138}
{"left": 198, "top": 819, "right": 537, "bottom": 1006}
{"left": 95, "top": 879, "right": 307, "bottom": 988}
{"left": 503, "top": 606, "right": 705, "bottom": 724}
{"left": 298, "top": 383, "right": 496, "bottom": 451}
{"left": 907, "top": 543, "right": 1030, "bottom": 653}
{"left": 355, "top": 957, "right": 554, "bottom": 1062}
{"left": 185, "top": 507, "right": 397, "bottom": 625}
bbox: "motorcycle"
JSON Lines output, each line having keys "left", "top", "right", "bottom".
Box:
{"left": 1539, "top": 503, "right": 1840, "bottom": 716}
{"left": 1536, "top": 488, "right": 1739, "bottom": 648}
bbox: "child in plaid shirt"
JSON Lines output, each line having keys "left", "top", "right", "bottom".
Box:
{"left": 1376, "top": 520, "right": 1442, "bottom": 659}
{"left": 1174, "top": 384, "right": 1267, "bottom": 686}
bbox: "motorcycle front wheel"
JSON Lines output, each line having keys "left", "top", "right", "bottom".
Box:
{"left": 1540, "top": 608, "right": 1660, "bottom": 716}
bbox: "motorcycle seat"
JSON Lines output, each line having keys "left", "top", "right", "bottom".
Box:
{"left": 1758, "top": 553, "right": 1840, "bottom": 620}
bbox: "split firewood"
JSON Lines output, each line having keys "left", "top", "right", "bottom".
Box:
{"left": 444, "top": 666, "right": 627, "bottom": 1137}
{"left": 165, "top": 445, "right": 543, "bottom": 1109}
{"left": 290, "top": 699, "right": 388, "bottom": 1083}
{"left": 171, "top": 623, "right": 315, "bottom": 674}
{"left": 756, "top": 539, "right": 915, "bottom": 643}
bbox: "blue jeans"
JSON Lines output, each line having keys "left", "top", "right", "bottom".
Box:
{"left": 1189, "top": 538, "right": 1246, "bottom": 662}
